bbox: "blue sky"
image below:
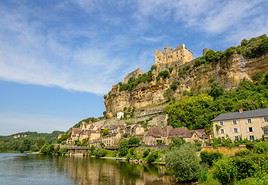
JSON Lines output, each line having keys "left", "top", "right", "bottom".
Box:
{"left": 0, "top": 0, "right": 267, "bottom": 135}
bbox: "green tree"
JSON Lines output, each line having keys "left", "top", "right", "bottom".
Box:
{"left": 118, "top": 139, "right": 129, "bottom": 157}
{"left": 208, "top": 83, "right": 224, "bottom": 100}
{"left": 213, "top": 158, "right": 237, "bottom": 185}
{"left": 166, "top": 144, "right": 201, "bottom": 182}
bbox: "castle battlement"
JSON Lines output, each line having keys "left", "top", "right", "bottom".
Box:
{"left": 155, "top": 43, "right": 193, "bottom": 65}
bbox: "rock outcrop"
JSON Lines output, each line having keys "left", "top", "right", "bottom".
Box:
{"left": 104, "top": 37, "right": 268, "bottom": 116}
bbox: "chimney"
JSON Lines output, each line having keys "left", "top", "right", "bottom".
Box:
{"left": 239, "top": 108, "right": 244, "bottom": 113}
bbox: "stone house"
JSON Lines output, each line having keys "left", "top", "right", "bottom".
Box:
{"left": 67, "top": 128, "right": 82, "bottom": 144}
{"left": 212, "top": 108, "right": 268, "bottom": 141}
{"left": 143, "top": 126, "right": 207, "bottom": 146}
{"left": 101, "top": 133, "right": 122, "bottom": 148}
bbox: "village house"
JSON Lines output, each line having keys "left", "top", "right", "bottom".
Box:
{"left": 212, "top": 108, "right": 268, "bottom": 141}
{"left": 143, "top": 126, "right": 206, "bottom": 146}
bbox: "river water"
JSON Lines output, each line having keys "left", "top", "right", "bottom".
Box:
{"left": 0, "top": 153, "right": 179, "bottom": 185}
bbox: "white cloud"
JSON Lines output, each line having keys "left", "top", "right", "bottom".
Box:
{"left": 0, "top": 3, "right": 131, "bottom": 95}
{"left": 136, "top": 0, "right": 267, "bottom": 42}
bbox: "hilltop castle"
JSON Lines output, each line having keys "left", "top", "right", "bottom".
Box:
{"left": 155, "top": 43, "right": 193, "bottom": 65}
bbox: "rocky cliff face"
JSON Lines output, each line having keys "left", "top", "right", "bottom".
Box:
{"left": 105, "top": 52, "right": 268, "bottom": 115}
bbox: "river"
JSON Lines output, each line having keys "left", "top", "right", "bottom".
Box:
{"left": 0, "top": 153, "right": 180, "bottom": 185}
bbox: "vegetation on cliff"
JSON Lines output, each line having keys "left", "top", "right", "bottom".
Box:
{"left": 165, "top": 72, "right": 268, "bottom": 130}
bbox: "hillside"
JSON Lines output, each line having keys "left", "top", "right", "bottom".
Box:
{"left": 0, "top": 131, "right": 63, "bottom": 153}
{"left": 104, "top": 35, "right": 268, "bottom": 116}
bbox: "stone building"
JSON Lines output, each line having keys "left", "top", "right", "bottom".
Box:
{"left": 143, "top": 126, "right": 206, "bottom": 145}
{"left": 154, "top": 44, "right": 193, "bottom": 66}
{"left": 212, "top": 108, "right": 268, "bottom": 141}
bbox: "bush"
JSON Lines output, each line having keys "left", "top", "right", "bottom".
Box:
{"left": 213, "top": 158, "right": 237, "bottom": 185}
{"left": 158, "top": 70, "right": 170, "bottom": 79}
{"left": 166, "top": 144, "right": 201, "bottom": 182}
{"left": 233, "top": 157, "right": 256, "bottom": 180}
{"left": 254, "top": 142, "right": 268, "bottom": 154}
{"left": 200, "top": 151, "right": 223, "bottom": 166}
{"left": 147, "top": 151, "right": 158, "bottom": 164}
{"left": 40, "top": 144, "right": 54, "bottom": 155}
{"left": 118, "top": 139, "right": 129, "bottom": 157}
{"left": 168, "top": 137, "right": 185, "bottom": 149}
{"left": 93, "top": 148, "right": 107, "bottom": 158}
{"left": 128, "top": 137, "right": 140, "bottom": 147}
{"left": 143, "top": 149, "right": 150, "bottom": 158}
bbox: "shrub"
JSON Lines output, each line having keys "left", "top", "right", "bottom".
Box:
{"left": 143, "top": 149, "right": 150, "bottom": 158}
{"left": 166, "top": 144, "right": 201, "bottom": 182}
{"left": 235, "top": 150, "right": 251, "bottom": 156}
{"left": 213, "top": 158, "right": 237, "bottom": 185}
{"left": 254, "top": 142, "right": 268, "bottom": 154}
{"left": 233, "top": 157, "right": 256, "bottom": 180}
{"left": 128, "top": 137, "right": 140, "bottom": 147}
{"left": 118, "top": 139, "right": 129, "bottom": 157}
{"left": 168, "top": 137, "right": 185, "bottom": 149}
{"left": 170, "top": 81, "right": 178, "bottom": 91}
{"left": 93, "top": 148, "right": 107, "bottom": 158}
{"left": 147, "top": 151, "right": 158, "bottom": 164}
{"left": 158, "top": 70, "right": 170, "bottom": 79}
{"left": 200, "top": 151, "right": 223, "bottom": 166}
{"left": 40, "top": 144, "right": 54, "bottom": 155}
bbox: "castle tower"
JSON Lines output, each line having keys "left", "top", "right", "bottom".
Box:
{"left": 154, "top": 43, "right": 193, "bottom": 65}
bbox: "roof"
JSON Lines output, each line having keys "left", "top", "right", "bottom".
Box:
{"left": 212, "top": 108, "right": 268, "bottom": 121}
{"left": 168, "top": 127, "right": 193, "bottom": 138}
{"left": 195, "top": 129, "right": 208, "bottom": 139}
{"left": 147, "top": 126, "right": 200, "bottom": 139}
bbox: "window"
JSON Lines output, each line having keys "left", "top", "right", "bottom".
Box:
{"left": 249, "top": 135, "right": 255, "bottom": 141}
{"left": 264, "top": 129, "right": 268, "bottom": 135}
{"left": 248, "top": 119, "right": 252, "bottom": 123}
{"left": 264, "top": 116, "right": 268, "bottom": 122}
{"left": 248, "top": 127, "right": 253, "bottom": 132}
{"left": 220, "top": 121, "right": 224, "bottom": 126}
{"left": 233, "top": 120, "right": 238, "bottom": 125}
{"left": 234, "top": 136, "right": 240, "bottom": 141}
{"left": 220, "top": 129, "right": 225, "bottom": 134}
{"left": 233, "top": 128, "right": 238, "bottom": 133}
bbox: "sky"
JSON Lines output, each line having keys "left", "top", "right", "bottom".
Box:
{"left": 0, "top": 0, "right": 268, "bottom": 135}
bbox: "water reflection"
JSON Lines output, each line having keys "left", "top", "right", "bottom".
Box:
{"left": 0, "top": 154, "right": 181, "bottom": 185}
{"left": 54, "top": 156, "right": 177, "bottom": 185}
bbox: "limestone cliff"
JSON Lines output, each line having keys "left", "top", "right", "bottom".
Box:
{"left": 104, "top": 36, "right": 268, "bottom": 115}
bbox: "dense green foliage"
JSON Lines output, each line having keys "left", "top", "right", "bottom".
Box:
{"left": 165, "top": 73, "right": 268, "bottom": 130}
{"left": 0, "top": 131, "right": 63, "bottom": 153}
{"left": 118, "top": 139, "right": 129, "bottom": 157}
{"left": 212, "top": 152, "right": 268, "bottom": 185}
{"left": 166, "top": 144, "right": 201, "bottom": 182}
{"left": 92, "top": 147, "right": 107, "bottom": 158}
{"left": 194, "top": 34, "right": 268, "bottom": 68}
{"left": 119, "top": 70, "right": 153, "bottom": 91}
{"left": 200, "top": 151, "right": 223, "bottom": 166}
{"left": 213, "top": 158, "right": 237, "bottom": 185}
{"left": 157, "top": 70, "right": 170, "bottom": 80}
